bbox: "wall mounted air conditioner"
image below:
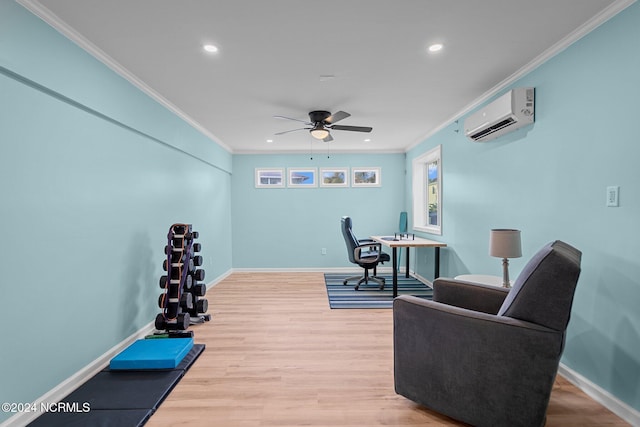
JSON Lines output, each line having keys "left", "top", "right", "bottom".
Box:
{"left": 464, "top": 87, "right": 535, "bottom": 142}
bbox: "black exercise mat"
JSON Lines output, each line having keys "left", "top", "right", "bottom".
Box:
{"left": 61, "top": 370, "right": 184, "bottom": 410}
{"left": 28, "top": 343, "right": 205, "bottom": 426}
{"left": 27, "top": 409, "right": 153, "bottom": 427}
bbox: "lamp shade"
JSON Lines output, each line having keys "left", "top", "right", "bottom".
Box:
{"left": 489, "top": 229, "right": 522, "bottom": 258}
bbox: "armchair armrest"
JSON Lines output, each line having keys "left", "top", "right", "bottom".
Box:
{"left": 433, "top": 277, "right": 509, "bottom": 314}
{"left": 354, "top": 242, "right": 382, "bottom": 264}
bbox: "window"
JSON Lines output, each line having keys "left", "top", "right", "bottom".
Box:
{"left": 255, "top": 168, "right": 284, "bottom": 188}
{"left": 412, "top": 145, "right": 442, "bottom": 235}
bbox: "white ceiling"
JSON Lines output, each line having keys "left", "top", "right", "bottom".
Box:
{"left": 21, "top": 0, "right": 627, "bottom": 153}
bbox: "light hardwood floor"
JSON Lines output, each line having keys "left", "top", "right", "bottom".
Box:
{"left": 147, "top": 272, "right": 629, "bottom": 426}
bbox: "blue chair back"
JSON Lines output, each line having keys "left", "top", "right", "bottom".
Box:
{"left": 341, "top": 216, "right": 359, "bottom": 264}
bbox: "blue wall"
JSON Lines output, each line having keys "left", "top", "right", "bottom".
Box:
{"left": 406, "top": 3, "right": 640, "bottom": 412}
{"left": 231, "top": 153, "right": 406, "bottom": 269}
{"left": 0, "top": 1, "right": 232, "bottom": 421}
{"left": 2, "top": 0, "right": 639, "bottom": 420}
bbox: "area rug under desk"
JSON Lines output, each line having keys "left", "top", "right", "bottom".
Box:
{"left": 324, "top": 273, "right": 433, "bottom": 309}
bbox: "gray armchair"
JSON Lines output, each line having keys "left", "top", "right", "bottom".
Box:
{"left": 393, "top": 240, "right": 582, "bottom": 427}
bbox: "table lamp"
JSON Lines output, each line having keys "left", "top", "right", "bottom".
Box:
{"left": 489, "top": 229, "right": 522, "bottom": 288}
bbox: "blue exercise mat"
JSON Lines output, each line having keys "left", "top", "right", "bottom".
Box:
{"left": 110, "top": 337, "right": 194, "bottom": 370}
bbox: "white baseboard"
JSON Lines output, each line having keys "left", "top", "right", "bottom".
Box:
{"left": 1, "top": 321, "right": 155, "bottom": 427}
{"left": 558, "top": 363, "right": 640, "bottom": 426}
{"left": 229, "top": 266, "right": 398, "bottom": 274}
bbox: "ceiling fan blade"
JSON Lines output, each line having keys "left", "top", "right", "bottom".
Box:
{"left": 330, "top": 124, "right": 372, "bottom": 133}
{"left": 323, "top": 133, "right": 334, "bottom": 142}
{"left": 273, "top": 115, "right": 312, "bottom": 125}
{"left": 325, "top": 110, "right": 350, "bottom": 124}
{"left": 274, "top": 127, "right": 309, "bottom": 135}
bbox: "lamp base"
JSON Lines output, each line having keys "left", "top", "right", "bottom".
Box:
{"left": 502, "top": 258, "right": 511, "bottom": 288}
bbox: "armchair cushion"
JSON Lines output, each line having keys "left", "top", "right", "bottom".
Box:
{"left": 498, "top": 240, "right": 581, "bottom": 331}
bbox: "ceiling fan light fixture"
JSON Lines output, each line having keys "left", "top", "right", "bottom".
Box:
{"left": 310, "top": 126, "right": 330, "bottom": 140}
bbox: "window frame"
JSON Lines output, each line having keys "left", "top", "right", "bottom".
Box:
{"left": 412, "top": 145, "right": 442, "bottom": 235}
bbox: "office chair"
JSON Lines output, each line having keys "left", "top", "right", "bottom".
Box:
{"left": 340, "top": 216, "right": 390, "bottom": 290}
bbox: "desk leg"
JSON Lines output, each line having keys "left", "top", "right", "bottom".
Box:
{"left": 392, "top": 247, "right": 398, "bottom": 298}
{"left": 434, "top": 247, "right": 441, "bottom": 279}
{"left": 405, "top": 247, "right": 410, "bottom": 278}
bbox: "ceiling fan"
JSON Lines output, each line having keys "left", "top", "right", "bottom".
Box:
{"left": 274, "top": 110, "right": 372, "bottom": 142}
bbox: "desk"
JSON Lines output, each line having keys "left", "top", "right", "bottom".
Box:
{"left": 370, "top": 236, "right": 447, "bottom": 298}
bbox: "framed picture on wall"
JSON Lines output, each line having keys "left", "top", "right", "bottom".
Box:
{"left": 255, "top": 168, "right": 285, "bottom": 188}
{"left": 288, "top": 168, "right": 318, "bottom": 188}
{"left": 319, "top": 168, "right": 349, "bottom": 187}
{"left": 352, "top": 167, "right": 381, "bottom": 187}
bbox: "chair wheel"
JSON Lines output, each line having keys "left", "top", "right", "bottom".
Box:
{"left": 355, "top": 285, "right": 360, "bottom": 291}
{"left": 379, "top": 284, "right": 385, "bottom": 290}
{"left": 343, "top": 280, "right": 348, "bottom": 285}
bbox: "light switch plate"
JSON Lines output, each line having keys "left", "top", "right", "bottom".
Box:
{"left": 606, "top": 186, "right": 619, "bottom": 207}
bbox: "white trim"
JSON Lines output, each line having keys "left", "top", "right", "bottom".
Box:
{"left": 412, "top": 145, "right": 442, "bottom": 235}
{"left": 230, "top": 266, "right": 396, "bottom": 274}
{"left": 0, "top": 322, "right": 155, "bottom": 427}
{"left": 405, "top": 0, "right": 637, "bottom": 152}
{"left": 16, "top": 0, "right": 232, "bottom": 155}
{"left": 558, "top": 363, "right": 640, "bottom": 427}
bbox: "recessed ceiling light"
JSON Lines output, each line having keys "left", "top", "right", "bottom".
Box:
{"left": 203, "top": 44, "right": 219, "bottom": 53}
{"left": 364, "top": 138, "right": 371, "bottom": 142}
{"left": 428, "top": 43, "right": 443, "bottom": 53}
{"left": 266, "top": 139, "right": 273, "bottom": 143}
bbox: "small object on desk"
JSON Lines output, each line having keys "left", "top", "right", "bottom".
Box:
{"left": 394, "top": 232, "right": 415, "bottom": 240}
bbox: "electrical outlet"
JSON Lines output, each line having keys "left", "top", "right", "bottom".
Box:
{"left": 606, "top": 186, "right": 619, "bottom": 207}
{"left": 321, "top": 248, "right": 327, "bottom": 255}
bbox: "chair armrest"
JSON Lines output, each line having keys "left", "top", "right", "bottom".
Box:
{"left": 357, "top": 238, "right": 376, "bottom": 244}
{"left": 433, "top": 277, "right": 509, "bottom": 314}
{"left": 354, "top": 242, "right": 382, "bottom": 264}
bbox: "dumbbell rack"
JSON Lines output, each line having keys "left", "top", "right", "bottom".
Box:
{"left": 155, "top": 223, "right": 210, "bottom": 333}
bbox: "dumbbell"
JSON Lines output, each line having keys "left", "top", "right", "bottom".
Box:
{"left": 182, "top": 230, "right": 199, "bottom": 240}
{"left": 195, "top": 298, "right": 208, "bottom": 314}
{"left": 159, "top": 274, "right": 191, "bottom": 289}
{"left": 192, "top": 283, "right": 206, "bottom": 296}
{"left": 180, "top": 292, "right": 193, "bottom": 310}
{"left": 155, "top": 313, "right": 167, "bottom": 330}
{"left": 163, "top": 258, "right": 188, "bottom": 271}
{"left": 158, "top": 294, "right": 167, "bottom": 309}
{"left": 159, "top": 270, "right": 181, "bottom": 289}
{"left": 172, "top": 224, "right": 189, "bottom": 235}
{"left": 192, "top": 269, "right": 205, "bottom": 282}
{"left": 171, "top": 313, "right": 190, "bottom": 330}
